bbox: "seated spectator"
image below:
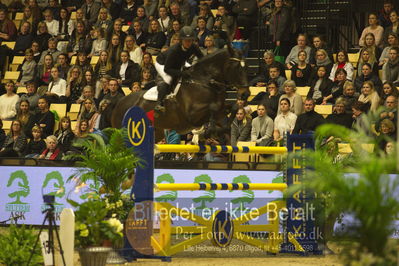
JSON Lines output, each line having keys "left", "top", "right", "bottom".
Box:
{"left": 292, "top": 98, "right": 325, "bottom": 134}
{"left": 291, "top": 50, "right": 312, "bottom": 86}
{"left": 107, "top": 34, "right": 123, "bottom": 66}
{"left": 103, "top": 78, "right": 124, "bottom": 108}
{"left": 254, "top": 65, "right": 286, "bottom": 92}
{"left": 20, "top": 6, "right": 40, "bottom": 35}
{"left": 106, "top": 18, "right": 126, "bottom": 44}
{"left": 381, "top": 81, "right": 399, "bottom": 104}
{"left": 124, "top": 35, "right": 143, "bottom": 65}
{"left": 89, "top": 27, "right": 107, "bottom": 57}
{"left": 58, "top": 8, "right": 74, "bottom": 40}
{"left": 75, "top": 51, "right": 93, "bottom": 74}
{"left": 249, "top": 80, "right": 281, "bottom": 119}
{"left": 250, "top": 104, "right": 274, "bottom": 146}
{"left": 93, "top": 8, "right": 113, "bottom": 34}
{"left": 144, "top": 20, "right": 166, "bottom": 56}
{"left": 27, "top": 0, "right": 43, "bottom": 23}
{"left": 54, "top": 116, "right": 74, "bottom": 152}
{"left": 101, "top": 0, "right": 120, "bottom": 21}
{"left": 34, "top": 22, "right": 52, "bottom": 52}
{"left": 46, "top": 0, "right": 61, "bottom": 20}
{"left": 16, "top": 81, "right": 40, "bottom": 113}
{"left": 285, "top": 34, "right": 312, "bottom": 69}
{"left": 0, "top": 81, "right": 19, "bottom": 120}
{"left": 329, "top": 50, "right": 354, "bottom": 81}
{"left": 111, "top": 50, "right": 141, "bottom": 87}
{"left": 382, "top": 46, "right": 399, "bottom": 85}
{"left": 278, "top": 80, "right": 303, "bottom": 115}
{"left": 232, "top": 0, "right": 257, "bottom": 40}
{"left": 16, "top": 100, "right": 33, "bottom": 135}
{"left": 24, "top": 125, "right": 46, "bottom": 158}
{"left": 131, "top": 82, "right": 141, "bottom": 93}
{"left": 140, "top": 67, "right": 155, "bottom": 90}
{"left": 74, "top": 9, "right": 89, "bottom": 30}
{"left": 158, "top": 6, "right": 170, "bottom": 34}
{"left": 311, "top": 49, "right": 333, "bottom": 79}
{"left": 380, "top": 32, "right": 398, "bottom": 66}
{"left": 342, "top": 81, "right": 358, "bottom": 113}
{"left": 65, "top": 66, "right": 83, "bottom": 104}
{"left": 136, "top": 6, "right": 150, "bottom": 33}
{"left": 326, "top": 98, "right": 353, "bottom": 128}
{"left": 201, "top": 35, "right": 219, "bottom": 55}
{"left": 191, "top": 4, "right": 215, "bottom": 31}
{"left": 31, "top": 41, "right": 41, "bottom": 62}
{"left": 377, "top": 118, "right": 396, "bottom": 147}
{"left": 94, "top": 50, "right": 112, "bottom": 79}
{"left": 140, "top": 52, "right": 157, "bottom": 78}
{"left": 38, "top": 135, "right": 63, "bottom": 160}
{"left": 379, "top": 95, "right": 397, "bottom": 125}
{"left": 360, "top": 33, "right": 382, "bottom": 61}
{"left": 0, "top": 120, "right": 27, "bottom": 157}
{"left": 383, "top": 11, "right": 399, "bottom": 43}
{"left": 43, "top": 9, "right": 59, "bottom": 37}
{"left": 81, "top": 69, "right": 96, "bottom": 90}
{"left": 358, "top": 80, "right": 381, "bottom": 112}
{"left": 378, "top": 1, "right": 394, "bottom": 29}
{"left": 39, "top": 38, "right": 62, "bottom": 66}
{"left": 169, "top": 2, "right": 190, "bottom": 28}
{"left": 194, "top": 17, "right": 212, "bottom": 48}
{"left": 16, "top": 49, "right": 37, "bottom": 86}
{"left": 119, "top": 0, "right": 137, "bottom": 24}
{"left": 230, "top": 107, "right": 251, "bottom": 146}
{"left": 76, "top": 85, "right": 96, "bottom": 104}
{"left": 67, "top": 21, "right": 90, "bottom": 58}
{"left": 354, "top": 62, "right": 383, "bottom": 93}
{"left": 45, "top": 67, "right": 67, "bottom": 103}
{"left": 273, "top": 98, "right": 297, "bottom": 142}
{"left": 309, "top": 35, "right": 333, "bottom": 66}
{"left": 166, "top": 20, "right": 181, "bottom": 46}
{"left": 81, "top": 0, "right": 101, "bottom": 27}
{"left": 212, "top": 4, "right": 235, "bottom": 44}
{"left": 0, "top": 118, "right": 5, "bottom": 148}
{"left": 28, "top": 96, "right": 55, "bottom": 137}
{"left": 77, "top": 97, "right": 99, "bottom": 132}
{"left": 129, "top": 20, "right": 148, "bottom": 47}
{"left": 359, "top": 13, "right": 384, "bottom": 47}
{"left": 14, "top": 21, "right": 34, "bottom": 56}
{"left": 97, "top": 75, "right": 110, "bottom": 103}
{"left": 94, "top": 99, "right": 111, "bottom": 130}
{"left": 250, "top": 51, "right": 286, "bottom": 86}
{"left": 323, "top": 68, "right": 347, "bottom": 104}
{"left": 229, "top": 94, "right": 252, "bottom": 122}
{"left": 56, "top": 53, "right": 70, "bottom": 80}
{"left": 0, "top": 9, "right": 17, "bottom": 42}
{"left": 74, "top": 119, "right": 90, "bottom": 138}
{"left": 36, "top": 54, "right": 53, "bottom": 87}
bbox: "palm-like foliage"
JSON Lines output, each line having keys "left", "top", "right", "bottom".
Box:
{"left": 287, "top": 121, "right": 399, "bottom": 265}
{"left": 67, "top": 128, "right": 141, "bottom": 202}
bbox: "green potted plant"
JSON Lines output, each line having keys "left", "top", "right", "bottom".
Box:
{"left": 68, "top": 198, "right": 124, "bottom": 266}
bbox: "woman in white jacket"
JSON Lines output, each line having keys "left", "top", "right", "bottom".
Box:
{"left": 329, "top": 50, "right": 354, "bottom": 81}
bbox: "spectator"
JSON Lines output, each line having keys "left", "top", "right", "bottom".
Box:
{"left": 356, "top": 48, "right": 379, "bottom": 77}
{"left": 379, "top": 95, "right": 397, "bottom": 125}
{"left": 191, "top": 4, "right": 215, "bottom": 31}
{"left": 131, "top": 82, "right": 141, "bottom": 93}
{"left": 169, "top": 2, "right": 189, "bottom": 26}
{"left": 268, "top": 0, "right": 291, "bottom": 57}
{"left": 76, "top": 85, "right": 96, "bottom": 104}
{"left": 250, "top": 103, "right": 274, "bottom": 146}
{"left": 27, "top": 0, "right": 43, "bottom": 29}
{"left": 94, "top": 99, "right": 111, "bottom": 130}
{"left": 56, "top": 53, "right": 70, "bottom": 80}
{"left": 232, "top": 0, "right": 257, "bottom": 40}
{"left": 107, "top": 34, "right": 123, "bottom": 66}
{"left": 31, "top": 41, "right": 41, "bottom": 62}
{"left": 382, "top": 11, "right": 398, "bottom": 46}
{"left": 20, "top": 6, "right": 40, "bottom": 34}
{"left": 81, "top": 69, "right": 96, "bottom": 90}
{"left": 342, "top": 81, "right": 358, "bottom": 113}
{"left": 309, "top": 35, "right": 333, "bottom": 66}
{"left": 292, "top": 98, "right": 325, "bottom": 134}
{"left": 359, "top": 13, "right": 384, "bottom": 47}
{"left": 140, "top": 67, "right": 155, "bottom": 89}
{"left": 107, "top": 19, "right": 127, "bottom": 44}
{"left": 14, "top": 21, "right": 34, "bottom": 56}
{"left": 380, "top": 32, "right": 398, "bottom": 66}
{"left": 0, "top": 119, "right": 5, "bottom": 148}
{"left": 47, "top": 0, "right": 61, "bottom": 20}
{"left": 77, "top": 98, "right": 99, "bottom": 132}
{"left": 354, "top": 62, "right": 382, "bottom": 93}
{"left": 101, "top": 0, "right": 120, "bottom": 20}
{"left": 0, "top": 81, "right": 19, "bottom": 120}
{"left": 261, "top": 65, "right": 286, "bottom": 92}
{"left": 351, "top": 101, "right": 371, "bottom": 133}
{"left": 43, "top": 9, "right": 59, "bottom": 37}
{"left": 358, "top": 80, "right": 381, "bottom": 112}
{"left": 212, "top": 4, "right": 235, "bottom": 44}
{"left": 273, "top": 98, "right": 297, "bottom": 142}
{"left": 67, "top": 21, "right": 90, "bottom": 57}
{"left": 16, "top": 100, "right": 32, "bottom": 135}
{"left": 382, "top": 46, "right": 399, "bottom": 85}
{"left": 104, "top": 79, "right": 124, "bottom": 108}
{"left": 378, "top": 0, "right": 395, "bottom": 29}
{"left": 45, "top": 67, "right": 67, "bottom": 103}
{"left": 119, "top": 0, "right": 138, "bottom": 24}
{"left": 158, "top": 6, "right": 170, "bottom": 34}
{"left": 39, "top": 38, "right": 61, "bottom": 65}
{"left": 28, "top": 96, "right": 55, "bottom": 137}
{"left": 111, "top": 50, "right": 141, "bottom": 87}
{"left": 380, "top": 81, "right": 399, "bottom": 105}
{"left": 81, "top": 0, "right": 101, "bottom": 27}
{"left": 249, "top": 80, "right": 281, "bottom": 119}
{"left": 74, "top": 119, "right": 90, "bottom": 138}
{"left": 194, "top": 17, "right": 212, "bottom": 48}
{"left": 285, "top": 34, "right": 312, "bottom": 69}
{"left": 329, "top": 50, "right": 354, "bottom": 82}
{"left": 129, "top": 20, "right": 148, "bottom": 47}
{"left": 230, "top": 107, "right": 251, "bottom": 146}
{"left": 378, "top": 118, "right": 396, "bottom": 141}
{"left": 54, "top": 116, "right": 75, "bottom": 152}
{"left": 326, "top": 98, "right": 353, "bottom": 129}
{"left": 323, "top": 68, "right": 347, "bottom": 104}
{"left": 34, "top": 22, "right": 52, "bottom": 52}
{"left": 311, "top": 49, "right": 333, "bottom": 79}
{"left": 278, "top": 80, "right": 303, "bottom": 115}
{"left": 141, "top": 52, "right": 157, "bottom": 78}
{"left": 16, "top": 49, "right": 37, "bottom": 86}
{"left": 24, "top": 125, "right": 46, "bottom": 158}
{"left": 361, "top": 33, "right": 382, "bottom": 61}
{"left": 166, "top": 20, "right": 181, "bottom": 46}
{"left": 94, "top": 50, "right": 112, "bottom": 79}
{"left": 97, "top": 75, "right": 110, "bottom": 103}
{"left": 58, "top": 8, "right": 74, "bottom": 40}
{"left": 201, "top": 35, "right": 219, "bottom": 55}
{"left": 0, "top": 9, "right": 17, "bottom": 42}
{"left": 136, "top": 6, "right": 150, "bottom": 32}
{"left": 0, "top": 120, "right": 27, "bottom": 157}
{"left": 75, "top": 51, "right": 92, "bottom": 74}
{"left": 145, "top": 20, "right": 167, "bottom": 56}
{"left": 291, "top": 50, "right": 312, "bottom": 86}
{"left": 39, "top": 135, "right": 63, "bottom": 160}
{"left": 252, "top": 51, "right": 286, "bottom": 86}
{"left": 66, "top": 66, "right": 83, "bottom": 104}
{"left": 94, "top": 8, "right": 113, "bottom": 34}
{"left": 89, "top": 27, "right": 107, "bottom": 57}
{"left": 124, "top": 35, "right": 143, "bottom": 65}
{"left": 16, "top": 81, "right": 40, "bottom": 112}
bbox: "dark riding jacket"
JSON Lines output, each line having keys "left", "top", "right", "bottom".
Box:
{"left": 157, "top": 43, "right": 203, "bottom": 79}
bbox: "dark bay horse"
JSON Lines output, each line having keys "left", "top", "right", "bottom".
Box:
{"left": 111, "top": 47, "right": 249, "bottom": 138}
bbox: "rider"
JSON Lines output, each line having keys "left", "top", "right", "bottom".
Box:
{"left": 154, "top": 26, "right": 204, "bottom": 113}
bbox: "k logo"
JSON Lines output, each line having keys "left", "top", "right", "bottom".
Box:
{"left": 127, "top": 117, "right": 146, "bottom": 146}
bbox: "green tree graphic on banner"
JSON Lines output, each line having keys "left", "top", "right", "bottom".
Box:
{"left": 230, "top": 175, "right": 254, "bottom": 214}
{"left": 193, "top": 174, "right": 215, "bottom": 210}
{"left": 155, "top": 174, "right": 177, "bottom": 202}
{"left": 7, "top": 170, "right": 30, "bottom": 204}
{"left": 42, "top": 171, "right": 66, "bottom": 205}
{"left": 268, "top": 173, "right": 284, "bottom": 194}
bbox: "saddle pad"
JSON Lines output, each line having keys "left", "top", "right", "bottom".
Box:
{"left": 143, "top": 82, "right": 182, "bottom": 102}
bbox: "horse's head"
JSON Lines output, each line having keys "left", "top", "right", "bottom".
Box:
{"left": 225, "top": 46, "right": 249, "bottom": 99}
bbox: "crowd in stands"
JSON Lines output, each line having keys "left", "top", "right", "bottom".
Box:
{"left": 0, "top": 0, "right": 397, "bottom": 161}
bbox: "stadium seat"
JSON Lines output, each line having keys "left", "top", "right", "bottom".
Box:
{"left": 14, "top": 12, "right": 23, "bottom": 20}
{"left": 211, "top": 9, "right": 218, "bottom": 17}
{"left": 249, "top": 86, "right": 266, "bottom": 95}
{"left": 13, "top": 20, "right": 21, "bottom": 29}
{"left": 234, "top": 141, "right": 257, "bottom": 162}
{"left": 315, "top": 104, "right": 332, "bottom": 117}
{"left": 2, "top": 120, "right": 11, "bottom": 134}
{"left": 90, "top": 56, "right": 99, "bottom": 65}
{"left": 71, "top": 121, "right": 77, "bottom": 131}
{"left": 285, "top": 70, "right": 291, "bottom": 80}
{"left": 50, "top": 103, "right": 67, "bottom": 118}
{"left": 348, "top": 53, "right": 359, "bottom": 65}
{"left": 296, "top": 86, "right": 310, "bottom": 101}
{"left": 16, "top": 87, "right": 27, "bottom": 94}
{"left": 122, "top": 25, "right": 129, "bottom": 33}
{"left": 3, "top": 71, "right": 20, "bottom": 82}
{"left": 70, "top": 56, "right": 77, "bottom": 65}
{"left": 249, "top": 105, "right": 257, "bottom": 113}
{"left": 10, "top": 56, "right": 24, "bottom": 71}
{"left": 122, "top": 87, "right": 131, "bottom": 95}
{"left": 67, "top": 103, "right": 81, "bottom": 121}
{"left": 70, "top": 12, "right": 76, "bottom": 20}
{"left": 379, "top": 69, "right": 383, "bottom": 80}
{"left": 2, "top": 41, "right": 15, "bottom": 49}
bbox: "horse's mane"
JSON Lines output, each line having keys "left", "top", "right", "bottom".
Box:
{"left": 191, "top": 49, "right": 229, "bottom": 71}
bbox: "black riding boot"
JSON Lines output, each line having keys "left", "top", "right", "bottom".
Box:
{"left": 154, "top": 82, "right": 170, "bottom": 113}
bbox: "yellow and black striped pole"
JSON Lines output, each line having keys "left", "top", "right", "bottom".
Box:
{"left": 155, "top": 183, "right": 287, "bottom": 191}
{"left": 155, "top": 144, "right": 287, "bottom": 154}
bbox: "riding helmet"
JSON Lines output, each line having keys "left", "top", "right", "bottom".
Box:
{"left": 180, "top": 26, "right": 196, "bottom": 40}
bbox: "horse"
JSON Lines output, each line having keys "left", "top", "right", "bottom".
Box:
{"left": 110, "top": 46, "right": 249, "bottom": 140}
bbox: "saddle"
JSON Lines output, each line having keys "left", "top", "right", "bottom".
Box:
{"left": 143, "top": 80, "right": 182, "bottom": 102}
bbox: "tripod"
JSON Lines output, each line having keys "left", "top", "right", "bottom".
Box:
{"left": 27, "top": 203, "right": 66, "bottom": 266}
